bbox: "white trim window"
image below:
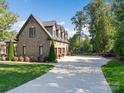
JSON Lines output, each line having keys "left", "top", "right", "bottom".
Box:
{"left": 29, "top": 27, "right": 36, "bottom": 38}
{"left": 39, "top": 46, "right": 43, "bottom": 56}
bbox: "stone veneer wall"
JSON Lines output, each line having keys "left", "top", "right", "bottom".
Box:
{"left": 16, "top": 17, "right": 51, "bottom": 60}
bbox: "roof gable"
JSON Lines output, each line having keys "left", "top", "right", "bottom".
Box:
{"left": 16, "top": 14, "right": 52, "bottom": 39}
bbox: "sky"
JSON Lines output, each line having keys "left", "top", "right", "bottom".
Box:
{"left": 7, "top": 0, "right": 91, "bottom": 37}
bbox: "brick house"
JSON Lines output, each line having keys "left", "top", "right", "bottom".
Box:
{"left": 16, "top": 14, "right": 69, "bottom": 61}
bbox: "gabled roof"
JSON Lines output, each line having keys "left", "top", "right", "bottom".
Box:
{"left": 16, "top": 14, "right": 52, "bottom": 39}
{"left": 16, "top": 14, "right": 69, "bottom": 43}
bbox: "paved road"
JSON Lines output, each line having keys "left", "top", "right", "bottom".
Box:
{"left": 7, "top": 56, "right": 112, "bottom": 93}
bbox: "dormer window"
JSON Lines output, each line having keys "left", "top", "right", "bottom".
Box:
{"left": 61, "top": 32, "right": 63, "bottom": 39}
{"left": 29, "top": 27, "right": 36, "bottom": 38}
{"left": 56, "top": 30, "right": 59, "bottom": 37}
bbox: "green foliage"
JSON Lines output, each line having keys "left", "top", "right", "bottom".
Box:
{"left": 69, "top": 33, "right": 92, "bottom": 52}
{"left": 114, "top": 28, "right": 124, "bottom": 56}
{"left": 82, "top": 35, "right": 91, "bottom": 51}
{"left": 48, "top": 41, "right": 57, "bottom": 62}
{"left": 0, "top": 0, "right": 7, "bottom": 13}
{"left": 113, "top": 0, "right": 124, "bottom": 57}
{"left": 69, "top": 34, "right": 80, "bottom": 50}
{"left": 8, "top": 40, "right": 14, "bottom": 60}
{"left": 0, "top": 0, "right": 18, "bottom": 41}
{"left": 84, "top": 0, "right": 115, "bottom": 53}
{"left": 71, "top": 11, "right": 86, "bottom": 44}
{"left": 4, "top": 30, "right": 17, "bottom": 40}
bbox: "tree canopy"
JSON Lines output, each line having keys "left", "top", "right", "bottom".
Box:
{"left": 0, "top": 0, "right": 18, "bottom": 41}
{"left": 71, "top": 0, "right": 123, "bottom": 57}
{"left": 84, "top": 0, "right": 115, "bottom": 53}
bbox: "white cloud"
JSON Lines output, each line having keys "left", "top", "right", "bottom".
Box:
{"left": 58, "top": 21, "right": 65, "bottom": 25}
{"left": 66, "top": 27, "right": 90, "bottom": 38}
{"left": 11, "top": 20, "right": 26, "bottom": 31}
{"left": 65, "top": 28, "right": 76, "bottom": 38}
{"left": 82, "top": 27, "right": 90, "bottom": 35}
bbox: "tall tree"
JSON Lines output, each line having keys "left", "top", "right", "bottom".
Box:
{"left": 83, "top": 35, "right": 91, "bottom": 51}
{"left": 69, "top": 34, "right": 80, "bottom": 50}
{"left": 71, "top": 11, "right": 86, "bottom": 45}
{"left": 0, "top": 0, "right": 18, "bottom": 41}
{"left": 0, "top": 0, "right": 7, "bottom": 13}
{"left": 113, "top": 0, "right": 124, "bottom": 58}
{"left": 84, "top": 0, "right": 115, "bottom": 53}
{"left": 4, "top": 30, "right": 17, "bottom": 40}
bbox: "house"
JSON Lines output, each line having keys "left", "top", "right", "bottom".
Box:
{"left": 16, "top": 14, "right": 69, "bottom": 61}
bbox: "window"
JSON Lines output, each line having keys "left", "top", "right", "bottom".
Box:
{"left": 39, "top": 46, "right": 43, "bottom": 56}
{"left": 56, "top": 30, "right": 59, "bottom": 37}
{"left": 46, "top": 27, "right": 52, "bottom": 35}
{"left": 23, "top": 46, "right": 26, "bottom": 55}
{"left": 29, "top": 27, "right": 36, "bottom": 38}
{"left": 61, "top": 32, "right": 63, "bottom": 39}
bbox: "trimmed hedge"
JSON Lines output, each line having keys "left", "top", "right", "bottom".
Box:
{"left": 8, "top": 40, "right": 14, "bottom": 60}
{"left": 48, "top": 41, "right": 57, "bottom": 62}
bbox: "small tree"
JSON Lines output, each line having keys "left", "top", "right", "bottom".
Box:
{"left": 48, "top": 41, "right": 56, "bottom": 62}
{"left": 71, "top": 11, "right": 86, "bottom": 46}
{"left": 83, "top": 35, "right": 91, "bottom": 51}
{"left": 8, "top": 40, "right": 14, "bottom": 60}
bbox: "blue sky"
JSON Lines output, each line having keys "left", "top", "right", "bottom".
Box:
{"left": 7, "top": 0, "right": 91, "bottom": 37}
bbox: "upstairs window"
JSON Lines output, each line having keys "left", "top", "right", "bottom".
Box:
{"left": 29, "top": 27, "right": 36, "bottom": 38}
{"left": 61, "top": 32, "right": 63, "bottom": 39}
{"left": 56, "top": 30, "right": 59, "bottom": 37}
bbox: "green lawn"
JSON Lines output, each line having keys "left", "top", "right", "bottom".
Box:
{"left": 0, "top": 62, "right": 54, "bottom": 92}
{"left": 102, "top": 59, "right": 124, "bottom": 93}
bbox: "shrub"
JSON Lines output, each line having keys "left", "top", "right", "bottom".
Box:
{"left": 48, "top": 41, "right": 57, "bottom": 62}
{"left": 24, "top": 56, "right": 30, "bottom": 62}
{"left": 8, "top": 40, "right": 14, "bottom": 60}
{"left": 13, "top": 57, "right": 18, "bottom": 61}
{"left": 114, "top": 24, "right": 124, "bottom": 60}
{"left": 30, "top": 56, "right": 38, "bottom": 62}
{"left": 38, "top": 56, "right": 43, "bottom": 62}
{"left": 18, "top": 56, "right": 24, "bottom": 62}
{"left": 43, "top": 57, "right": 48, "bottom": 62}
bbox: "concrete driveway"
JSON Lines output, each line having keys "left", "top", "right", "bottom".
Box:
{"left": 7, "top": 56, "right": 112, "bottom": 93}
